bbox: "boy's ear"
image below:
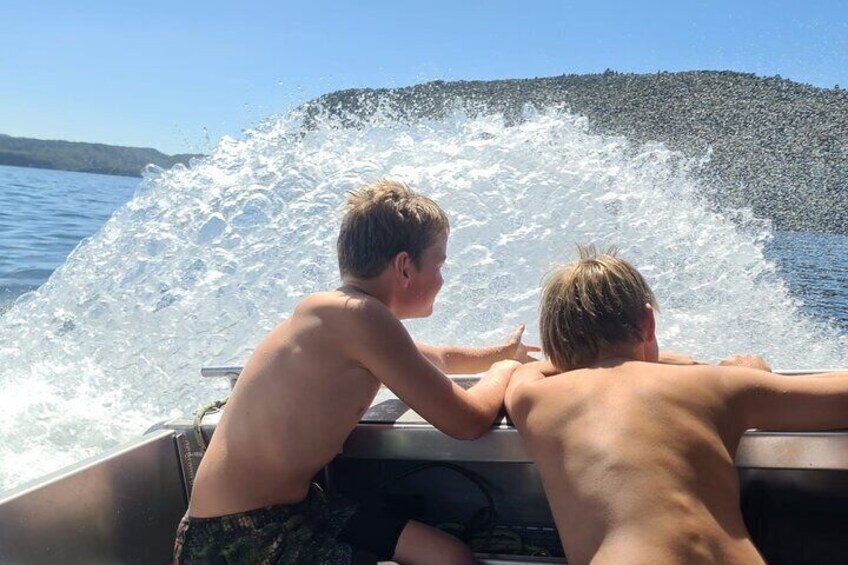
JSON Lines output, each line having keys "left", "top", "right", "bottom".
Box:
{"left": 642, "top": 303, "right": 657, "bottom": 343}
{"left": 393, "top": 251, "right": 413, "bottom": 287}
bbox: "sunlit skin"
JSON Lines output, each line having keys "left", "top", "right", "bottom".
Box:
{"left": 189, "top": 231, "right": 537, "bottom": 564}
{"left": 506, "top": 305, "right": 848, "bottom": 565}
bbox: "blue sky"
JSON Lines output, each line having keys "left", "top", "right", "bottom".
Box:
{"left": 2, "top": 0, "right": 846, "bottom": 155}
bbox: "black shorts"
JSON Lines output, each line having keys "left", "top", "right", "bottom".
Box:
{"left": 339, "top": 495, "right": 409, "bottom": 561}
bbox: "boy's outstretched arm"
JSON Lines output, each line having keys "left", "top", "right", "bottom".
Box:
{"left": 657, "top": 352, "right": 771, "bottom": 370}
{"left": 727, "top": 368, "right": 848, "bottom": 432}
{"left": 657, "top": 351, "right": 703, "bottom": 365}
{"left": 350, "top": 300, "right": 521, "bottom": 440}
{"left": 416, "top": 323, "right": 541, "bottom": 374}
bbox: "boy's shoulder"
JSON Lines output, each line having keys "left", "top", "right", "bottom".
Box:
{"left": 287, "top": 288, "right": 417, "bottom": 372}
{"left": 625, "top": 362, "right": 756, "bottom": 406}
{"left": 293, "top": 289, "right": 396, "bottom": 327}
{"left": 295, "top": 290, "right": 353, "bottom": 310}
{"left": 295, "top": 289, "right": 363, "bottom": 311}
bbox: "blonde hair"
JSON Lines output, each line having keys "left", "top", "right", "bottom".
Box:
{"left": 540, "top": 245, "right": 658, "bottom": 371}
{"left": 337, "top": 180, "right": 450, "bottom": 279}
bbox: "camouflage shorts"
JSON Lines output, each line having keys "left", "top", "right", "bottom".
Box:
{"left": 173, "top": 484, "right": 360, "bottom": 565}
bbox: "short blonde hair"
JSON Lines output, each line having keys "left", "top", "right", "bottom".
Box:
{"left": 337, "top": 180, "right": 450, "bottom": 279}
{"left": 540, "top": 245, "right": 658, "bottom": 371}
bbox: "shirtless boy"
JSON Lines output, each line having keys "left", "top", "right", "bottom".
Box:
{"left": 175, "top": 180, "right": 536, "bottom": 564}
{"left": 505, "top": 246, "right": 848, "bottom": 565}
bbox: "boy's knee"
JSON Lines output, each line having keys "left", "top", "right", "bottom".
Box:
{"left": 393, "top": 520, "right": 476, "bottom": 565}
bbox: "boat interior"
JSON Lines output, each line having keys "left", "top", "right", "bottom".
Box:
{"left": 1, "top": 368, "right": 847, "bottom": 564}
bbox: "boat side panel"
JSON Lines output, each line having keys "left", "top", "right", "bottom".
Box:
{"left": 0, "top": 430, "right": 186, "bottom": 565}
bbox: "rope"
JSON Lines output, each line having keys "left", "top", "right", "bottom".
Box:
{"left": 192, "top": 397, "right": 228, "bottom": 452}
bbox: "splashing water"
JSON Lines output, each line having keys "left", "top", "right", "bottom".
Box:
{"left": 1, "top": 104, "right": 846, "bottom": 491}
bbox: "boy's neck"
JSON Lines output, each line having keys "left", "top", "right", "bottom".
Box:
{"left": 588, "top": 342, "right": 650, "bottom": 367}
{"left": 340, "top": 275, "right": 402, "bottom": 315}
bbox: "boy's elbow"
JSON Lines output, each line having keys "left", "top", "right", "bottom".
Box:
{"left": 446, "top": 428, "right": 479, "bottom": 441}
{"left": 504, "top": 381, "right": 523, "bottom": 412}
{"left": 446, "top": 410, "right": 496, "bottom": 440}
{"left": 447, "top": 426, "right": 486, "bottom": 441}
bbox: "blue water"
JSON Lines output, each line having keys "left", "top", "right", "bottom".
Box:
{"left": 765, "top": 231, "right": 848, "bottom": 336}
{"left": 0, "top": 165, "right": 139, "bottom": 308}
{"left": 1, "top": 164, "right": 846, "bottom": 335}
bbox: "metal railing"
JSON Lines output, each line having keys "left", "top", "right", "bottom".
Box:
{"left": 201, "top": 365, "right": 848, "bottom": 388}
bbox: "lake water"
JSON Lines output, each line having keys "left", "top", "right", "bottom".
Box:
{"left": 765, "top": 231, "right": 848, "bottom": 336}
{"left": 0, "top": 166, "right": 139, "bottom": 308}
{"left": 0, "top": 107, "right": 847, "bottom": 492}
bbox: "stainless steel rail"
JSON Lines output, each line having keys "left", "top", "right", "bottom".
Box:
{"left": 201, "top": 365, "right": 241, "bottom": 388}
{"left": 195, "top": 366, "right": 848, "bottom": 470}
{"left": 342, "top": 394, "right": 848, "bottom": 470}
{"left": 180, "top": 400, "right": 848, "bottom": 471}
{"left": 201, "top": 366, "right": 243, "bottom": 378}
{"left": 342, "top": 422, "right": 848, "bottom": 470}
{"left": 200, "top": 365, "right": 848, "bottom": 382}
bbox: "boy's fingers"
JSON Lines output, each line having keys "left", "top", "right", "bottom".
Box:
{"left": 509, "top": 323, "right": 526, "bottom": 343}
{"left": 526, "top": 345, "right": 542, "bottom": 352}
{"left": 718, "top": 354, "right": 771, "bottom": 372}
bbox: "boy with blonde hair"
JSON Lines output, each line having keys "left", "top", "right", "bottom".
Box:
{"left": 175, "top": 180, "right": 536, "bottom": 564}
{"left": 505, "top": 245, "right": 848, "bottom": 565}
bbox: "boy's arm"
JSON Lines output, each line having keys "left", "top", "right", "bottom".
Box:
{"left": 504, "top": 360, "right": 562, "bottom": 410}
{"left": 727, "top": 368, "right": 848, "bottom": 432}
{"left": 657, "top": 351, "right": 703, "bottom": 365}
{"left": 657, "top": 352, "right": 771, "bottom": 370}
{"left": 416, "top": 323, "right": 541, "bottom": 373}
{"left": 349, "top": 300, "right": 520, "bottom": 440}
{"left": 719, "top": 354, "right": 771, "bottom": 371}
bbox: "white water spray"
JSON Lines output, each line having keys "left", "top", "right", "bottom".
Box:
{"left": 1, "top": 104, "right": 846, "bottom": 491}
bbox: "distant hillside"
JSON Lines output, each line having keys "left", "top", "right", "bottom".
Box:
{"left": 306, "top": 71, "right": 848, "bottom": 234}
{"left": 6, "top": 71, "right": 845, "bottom": 231}
{"left": 0, "top": 135, "right": 202, "bottom": 177}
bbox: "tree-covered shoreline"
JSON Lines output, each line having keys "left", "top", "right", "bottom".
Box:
{"left": 0, "top": 134, "right": 201, "bottom": 178}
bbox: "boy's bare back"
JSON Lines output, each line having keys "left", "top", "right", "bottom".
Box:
{"left": 507, "top": 247, "right": 848, "bottom": 565}
{"left": 189, "top": 289, "right": 386, "bottom": 516}
{"left": 190, "top": 281, "right": 523, "bottom": 518}
{"left": 509, "top": 360, "right": 765, "bottom": 564}
{"left": 179, "top": 180, "right": 529, "bottom": 564}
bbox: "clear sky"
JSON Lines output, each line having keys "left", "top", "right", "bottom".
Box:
{"left": 2, "top": 0, "right": 846, "bottom": 155}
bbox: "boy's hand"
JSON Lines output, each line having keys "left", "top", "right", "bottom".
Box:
{"left": 719, "top": 354, "right": 771, "bottom": 372}
{"left": 505, "top": 323, "right": 542, "bottom": 363}
{"left": 493, "top": 359, "right": 523, "bottom": 372}
{"left": 658, "top": 351, "right": 704, "bottom": 365}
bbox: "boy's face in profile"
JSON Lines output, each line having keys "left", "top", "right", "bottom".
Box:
{"left": 405, "top": 230, "right": 448, "bottom": 318}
